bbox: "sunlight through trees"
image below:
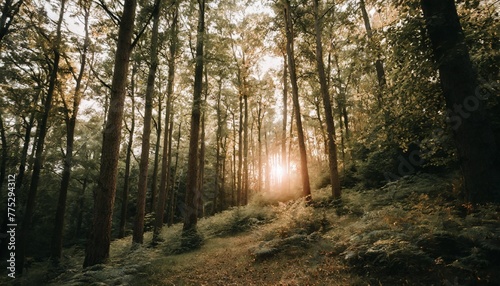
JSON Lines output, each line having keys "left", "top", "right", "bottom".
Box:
{"left": 0, "top": 0, "right": 498, "bottom": 276}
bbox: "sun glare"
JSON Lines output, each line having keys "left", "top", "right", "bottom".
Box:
{"left": 271, "top": 165, "right": 285, "bottom": 181}
{"left": 270, "top": 164, "right": 285, "bottom": 183}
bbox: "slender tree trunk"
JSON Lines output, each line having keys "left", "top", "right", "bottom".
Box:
{"left": 153, "top": 1, "right": 178, "bottom": 241}
{"left": 264, "top": 131, "right": 270, "bottom": 192}
{"left": 232, "top": 112, "right": 237, "bottom": 206}
{"left": 118, "top": 77, "right": 136, "bottom": 239}
{"left": 421, "top": 0, "right": 500, "bottom": 203}
{"left": 133, "top": 0, "right": 162, "bottom": 245}
{"left": 75, "top": 176, "right": 88, "bottom": 238}
{"left": 197, "top": 104, "right": 206, "bottom": 218}
{"left": 84, "top": 0, "right": 137, "bottom": 267}
{"left": 149, "top": 97, "right": 162, "bottom": 214}
{"left": 242, "top": 91, "right": 249, "bottom": 205}
{"left": 168, "top": 120, "right": 180, "bottom": 227}
{"left": 18, "top": 0, "right": 66, "bottom": 273}
{"left": 51, "top": 1, "right": 90, "bottom": 261}
{"left": 281, "top": 52, "right": 288, "bottom": 175}
{"left": 314, "top": 0, "right": 341, "bottom": 199}
{"left": 220, "top": 135, "right": 227, "bottom": 210}
{"left": 314, "top": 99, "right": 328, "bottom": 155}
{"left": 183, "top": 0, "right": 205, "bottom": 232}
{"left": 213, "top": 78, "right": 223, "bottom": 213}
{"left": 283, "top": 0, "right": 311, "bottom": 200}
{"left": 237, "top": 95, "right": 243, "bottom": 206}
{"left": 257, "top": 100, "right": 262, "bottom": 194}
{"left": 16, "top": 90, "right": 39, "bottom": 192}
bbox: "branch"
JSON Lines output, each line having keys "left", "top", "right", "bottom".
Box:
{"left": 95, "top": 0, "right": 121, "bottom": 26}
{"left": 89, "top": 63, "right": 112, "bottom": 90}
{"left": 131, "top": 0, "right": 177, "bottom": 49}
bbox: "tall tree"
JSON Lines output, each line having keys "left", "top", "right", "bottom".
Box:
{"left": 153, "top": 0, "right": 178, "bottom": 243}
{"left": 84, "top": 0, "right": 137, "bottom": 267}
{"left": 149, "top": 92, "right": 163, "bottom": 213}
{"left": 420, "top": 0, "right": 499, "bottom": 203}
{"left": 133, "top": 0, "right": 162, "bottom": 245}
{"left": 17, "top": 0, "right": 66, "bottom": 273}
{"left": 283, "top": 0, "right": 311, "bottom": 200}
{"left": 118, "top": 80, "right": 136, "bottom": 239}
{"left": 281, "top": 51, "right": 288, "bottom": 180}
{"left": 313, "top": 0, "right": 341, "bottom": 199}
{"left": 51, "top": 0, "right": 91, "bottom": 262}
{"left": 184, "top": 0, "right": 205, "bottom": 232}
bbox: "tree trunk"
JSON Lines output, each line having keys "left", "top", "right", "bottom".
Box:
{"left": 283, "top": 0, "right": 311, "bottom": 200}
{"left": 16, "top": 89, "right": 39, "bottom": 192}
{"left": 421, "top": 0, "right": 499, "bottom": 203}
{"left": 149, "top": 99, "right": 161, "bottom": 214}
{"left": 153, "top": 1, "right": 178, "bottom": 242}
{"left": 197, "top": 105, "right": 206, "bottom": 218}
{"left": 183, "top": 0, "right": 205, "bottom": 232}
{"left": 18, "top": 0, "right": 66, "bottom": 274}
{"left": 257, "top": 100, "right": 263, "bottom": 194}
{"left": 75, "top": 176, "right": 88, "bottom": 238}
{"left": 213, "top": 78, "right": 223, "bottom": 213}
{"left": 133, "top": 0, "right": 162, "bottom": 245}
{"left": 51, "top": 1, "right": 90, "bottom": 261}
{"left": 118, "top": 75, "right": 136, "bottom": 239}
{"left": 232, "top": 112, "right": 237, "bottom": 206}
{"left": 168, "top": 120, "right": 179, "bottom": 227}
{"left": 242, "top": 91, "right": 249, "bottom": 205}
{"left": 237, "top": 95, "right": 243, "bottom": 206}
{"left": 281, "top": 52, "right": 288, "bottom": 177}
{"left": 84, "top": 0, "right": 137, "bottom": 267}
{"left": 314, "top": 0, "right": 341, "bottom": 199}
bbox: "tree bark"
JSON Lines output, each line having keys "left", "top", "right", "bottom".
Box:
{"left": 281, "top": 52, "right": 288, "bottom": 177}
{"left": 153, "top": 1, "right": 178, "bottom": 241}
{"left": 51, "top": 0, "right": 90, "bottom": 261}
{"left": 283, "top": 0, "right": 311, "bottom": 200}
{"left": 183, "top": 0, "right": 205, "bottom": 232}
{"left": 84, "top": 0, "right": 137, "bottom": 267}
{"left": 197, "top": 101, "right": 206, "bottom": 218}
{"left": 16, "top": 89, "right": 39, "bottom": 192}
{"left": 168, "top": 120, "right": 179, "bottom": 227}
{"left": 18, "top": 0, "right": 66, "bottom": 274}
{"left": 242, "top": 89, "right": 249, "bottom": 205}
{"left": 213, "top": 78, "right": 223, "bottom": 213}
{"left": 133, "top": 0, "right": 162, "bottom": 245}
{"left": 75, "top": 176, "right": 88, "bottom": 238}
{"left": 149, "top": 99, "right": 162, "bottom": 214}
{"left": 421, "top": 0, "right": 499, "bottom": 203}
{"left": 118, "top": 72, "right": 136, "bottom": 239}
{"left": 314, "top": 0, "right": 341, "bottom": 199}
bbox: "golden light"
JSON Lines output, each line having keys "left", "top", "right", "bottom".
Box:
{"left": 270, "top": 163, "right": 285, "bottom": 183}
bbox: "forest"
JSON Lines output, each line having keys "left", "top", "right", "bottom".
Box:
{"left": 0, "top": 0, "right": 499, "bottom": 284}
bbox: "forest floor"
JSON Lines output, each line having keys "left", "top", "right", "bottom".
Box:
{"left": 5, "top": 173, "right": 500, "bottom": 285}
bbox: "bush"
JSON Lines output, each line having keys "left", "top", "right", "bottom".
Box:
{"left": 357, "top": 146, "right": 400, "bottom": 188}
{"left": 198, "top": 204, "right": 275, "bottom": 238}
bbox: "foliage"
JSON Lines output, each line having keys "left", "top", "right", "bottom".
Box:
{"left": 198, "top": 205, "right": 275, "bottom": 238}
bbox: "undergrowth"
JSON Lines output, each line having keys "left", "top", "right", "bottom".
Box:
{"left": 5, "top": 172, "right": 499, "bottom": 286}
